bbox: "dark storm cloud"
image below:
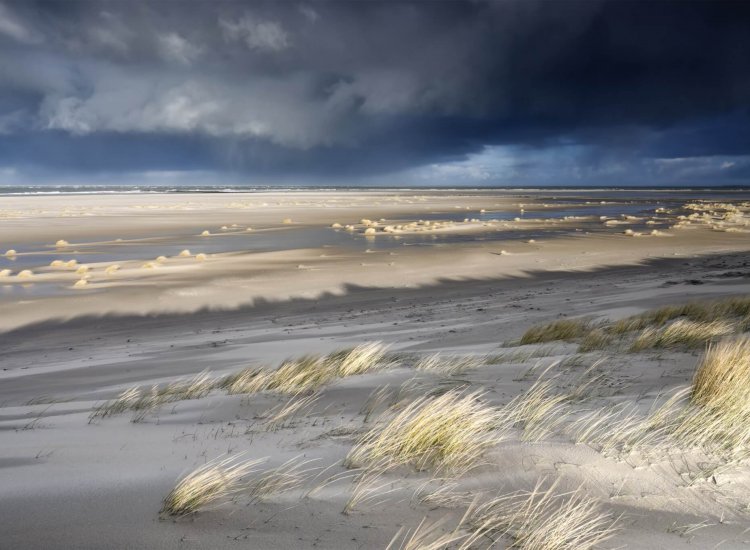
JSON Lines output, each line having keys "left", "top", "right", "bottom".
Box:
{"left": 0, "top": 0, "right": 749, "bottom": 184}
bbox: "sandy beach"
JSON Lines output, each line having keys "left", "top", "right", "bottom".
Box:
{"left": 2, "top": 190, "right": 750, "bottom": 549}
{"left": 1, "top": 190, "right": 749, "bottom": 331}
{"left": 4, "top": 0, "right": 750, "bottom": 546}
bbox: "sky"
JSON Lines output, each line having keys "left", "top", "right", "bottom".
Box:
{"left": 1, "top": 0, "right": 750, "bottom": 187}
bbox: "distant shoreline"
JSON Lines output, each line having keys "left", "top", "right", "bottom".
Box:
{"left": 1, "top": 184, "right": 750, "bottom": 196}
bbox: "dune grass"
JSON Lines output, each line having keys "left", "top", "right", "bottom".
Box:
{"left": 129, "top": 385, "right": 173, "bottom": 423}
{"left": 667, "top": 337, "right": 750, "bottom": 455}
{"left": 415, "top": 353, "right": 484, "bottom": 375}
{"left": 517, "top": 295, "right": 750, "bottom": 353}
{"left": 345, "top": 390, "right": 499, "bottom": 474}
{"left": 327, "top": 342, "right": 391, "bottom": 376}
{"left": 90, "top": 371, "right": 213, "bottom": 421}
{"left": 501, "top": 378, "right": 569, "bottom": 442}
{"left": 577, "top": 328, "right": 612, "bottom": 352}
{"left": 571, "top": 385, "right": 750, "bottom": 461}
{"left": 468, "top": 479, "right": 619, "bottom": 550}
{"left": 692, "top": 337, "right": 750, "bottom": 407}
{"left": 160, "top": 456, "right": 265, "bottom": 517}
{"left": 520, "top": 319, "right": 591, "bottom": 345}
{"left": 571, "top": 337, "right": 750, "bottom": 459}
{"left": 161, "top": 455, "right": 318, "bottom": 517}
{"left": 93, "top": 344, "right": 389, "bottom": 420}
{"left": 343, "top": 464, "right": 399, "bottom": 515}
{"left": 246, "top": 456, "right": 319, "bottom": 504}
{"left": 347, "top": 372, "right": 577, "bottom": 475}
{"left": 262, "top": 393, "right": 319, "bottom": 430}
{"left": 360, "top": 384, "right": 396, "bottom": 423}
{"left": 386, "top": 515, "right": 475, "bottom": 550}
{"left": 662, "top": 394, "right": 750, "bottom": 457}
{"left": 568, "top": 403, "right": 659, "bottom": 458}
{"left": 222, "top": 342, "right": 389, "bottom": 396}
{"left": 220, "top": 366, "right": 269, "bottom": 395}
{"left": 416, "top": 481, "right": 475, "bottom": 510}
{"left": 486, "top": 345, "right": 561, "bottom": 364}
{"left": 629, "top": 319, "right": 734, "bottom": 351}
{"left": 164, "top": 370, "right": 213, "bottom": 399}
{"left": 611, "top": 296, "right": 750, "bottom": 335}
{"left": 261, "top": 355, "right": 338, "bottom": 394}
{"left": 90, "top": 387, "right": 141, "bottom": 419}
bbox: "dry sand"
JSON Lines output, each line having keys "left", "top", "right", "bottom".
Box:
{"left": 2, "top": 191, "right": 750, "bottom": 549}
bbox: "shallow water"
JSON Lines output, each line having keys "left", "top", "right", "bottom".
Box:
{"left": 0, "top": 192, "right": 726, "bottom": 298}
{"left": 0, "top": 200, "right": 664, "bottom": 271}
